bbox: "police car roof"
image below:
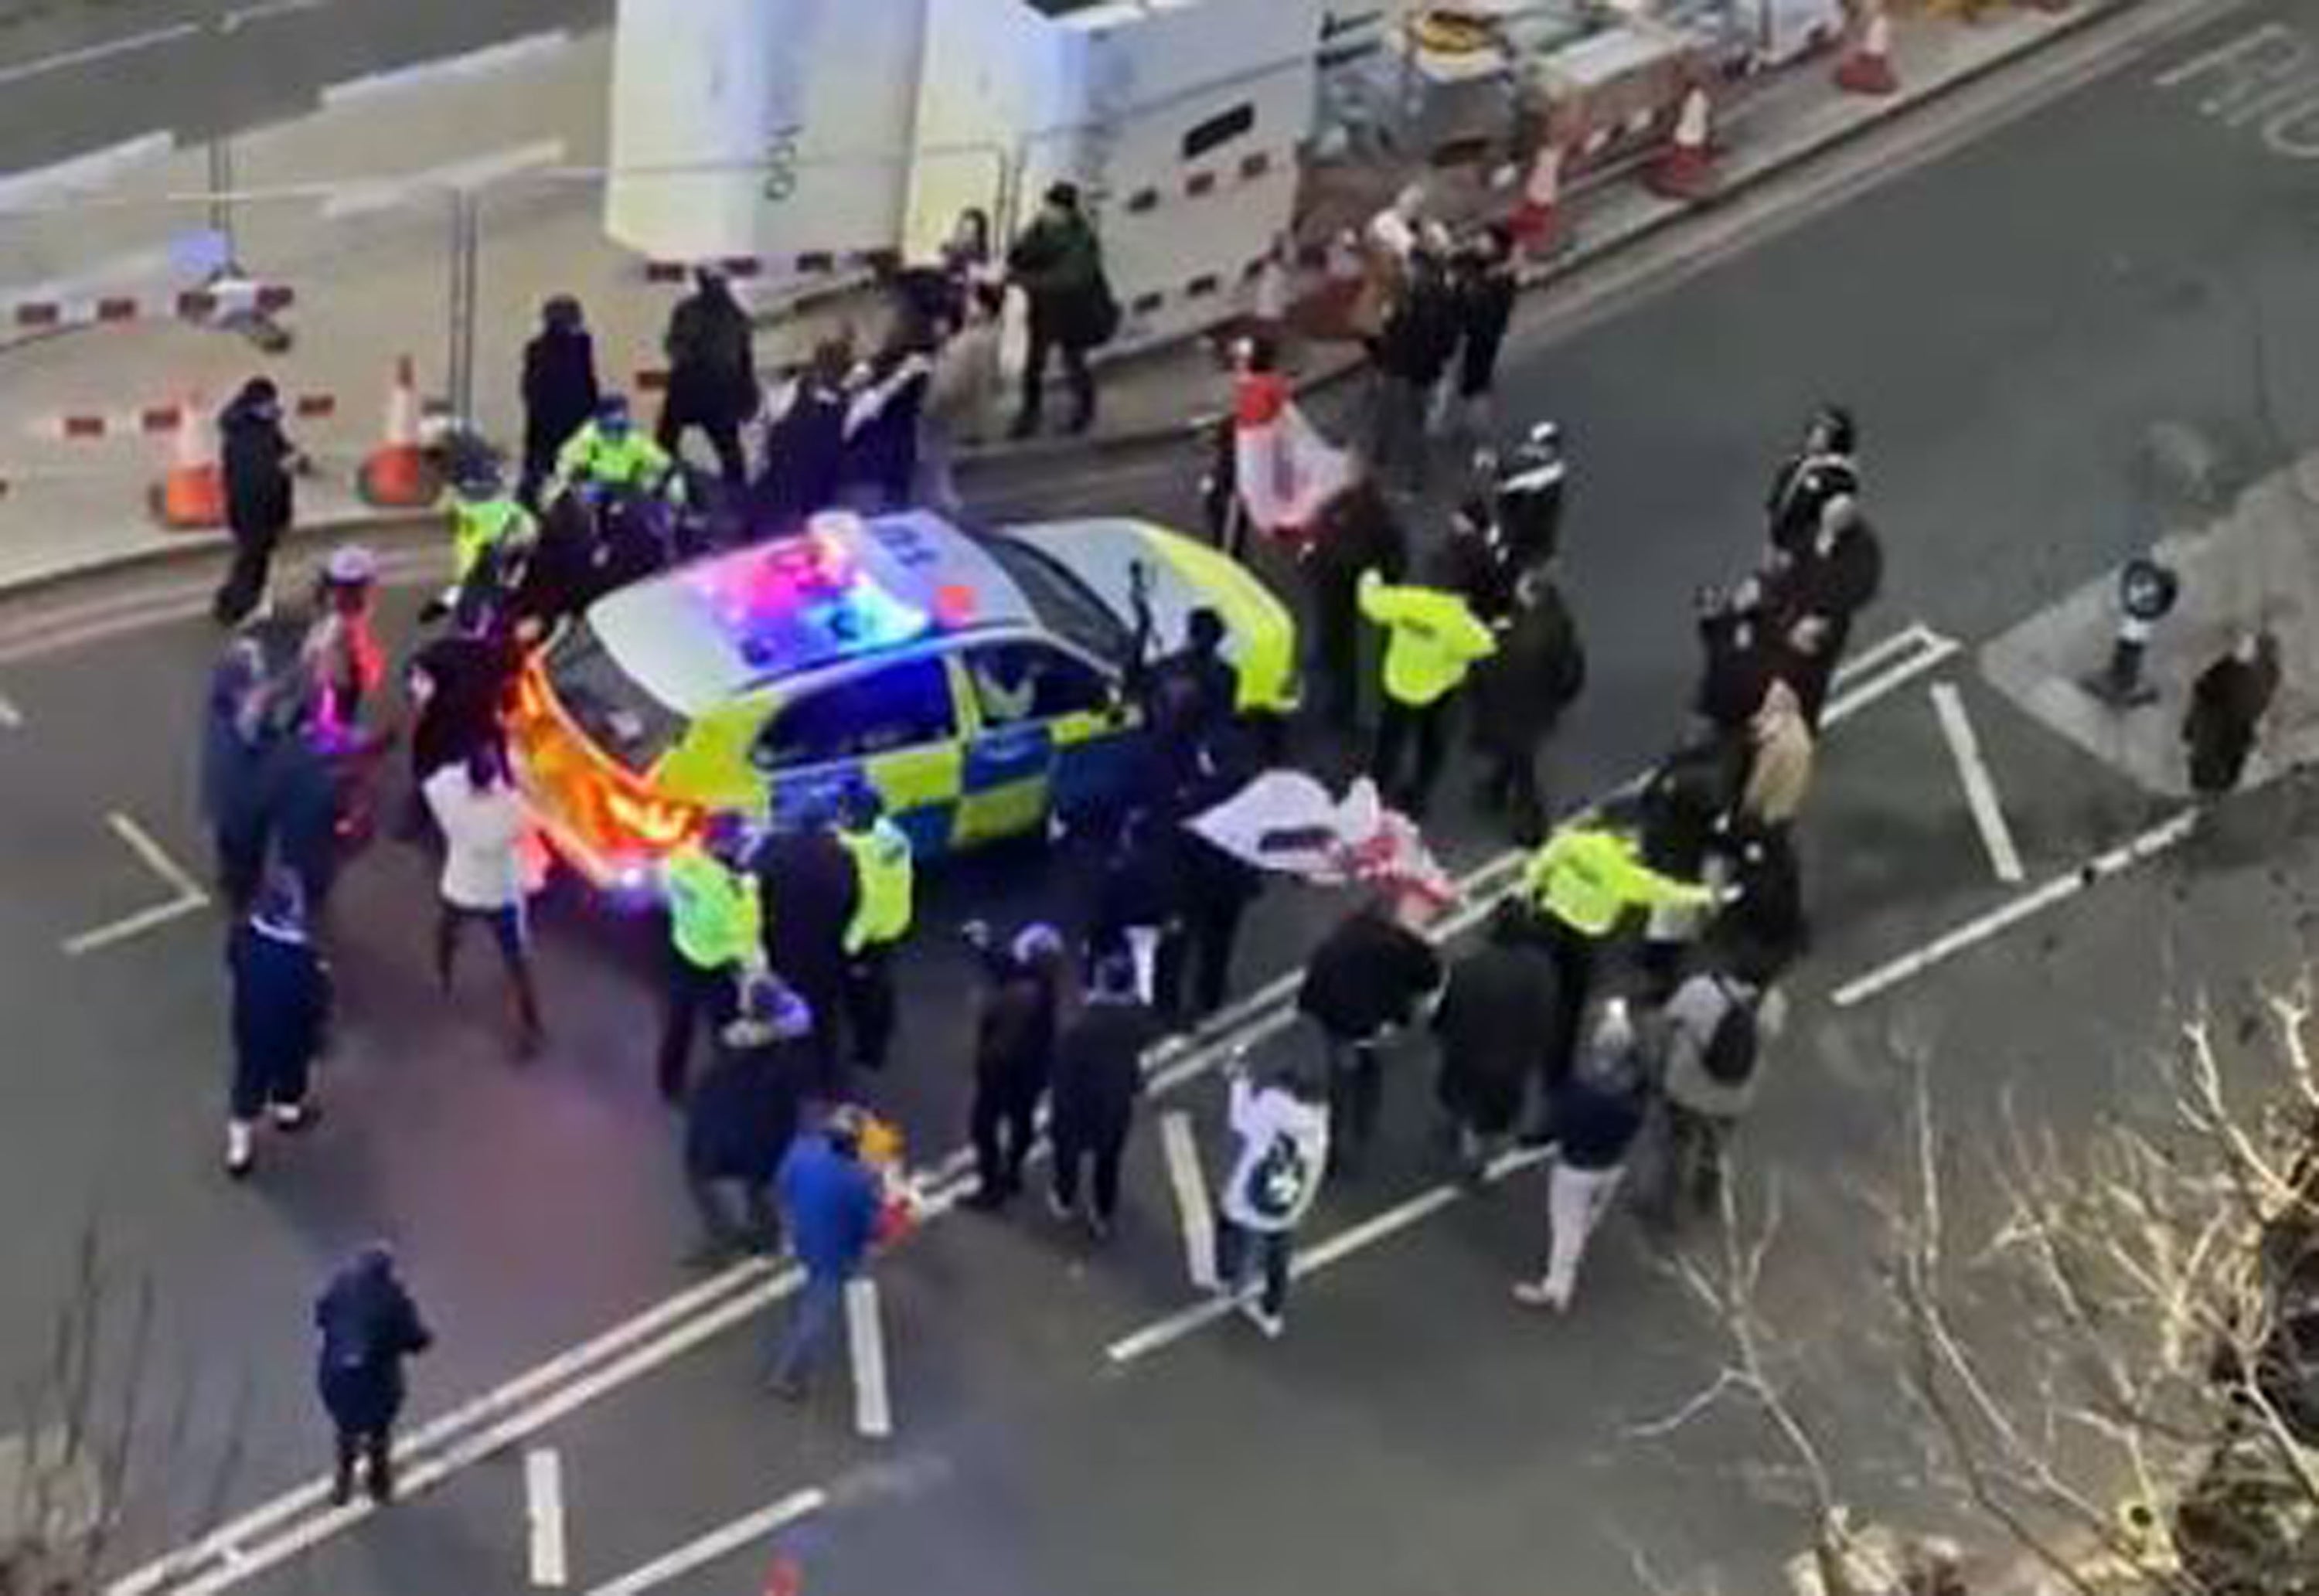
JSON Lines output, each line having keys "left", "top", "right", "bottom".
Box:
{"left": 584, "top": 512, "right": 1036, "bottom": 716}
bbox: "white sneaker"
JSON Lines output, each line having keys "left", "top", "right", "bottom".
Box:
{"left": 270, "top": 1101, "right": 311, "bottom": 1131}
{"left": 1511, "top": 1278, "right": 1570, "bottom": 1313}
{"left": 224, "top": 1121, "right": 254, "bottom": 1179}
{"left": 1238, "top": 1298, "right": 1285, "bottom": 1339}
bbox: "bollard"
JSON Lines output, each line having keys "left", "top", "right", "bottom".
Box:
{"left": 2085, "top": 555, "right": 2178, "bottom": 707}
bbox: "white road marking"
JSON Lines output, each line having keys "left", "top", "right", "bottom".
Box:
{"left": 846, "top": 1278, "right": 893, "bottom": 1440}
{"left": 101, "top": 621, "right": 1939, "bottom": 1592}
{"left": 0, "top": 133, "right": 176, "bottom": 206}
{"left": 1928, "top": 681, "right": 2024, "bottom": 883}
{"left": 1830, "top": 808, "right": 2198, "bottom": 1009}
{"left": 0, "top": 690, "right": 21, "bottom": 728}
{"left": 63, "top": 812, "right": 209, "bottom": 957}
{"left": 319, "top": 30, "right": 574, "bottom": 106}
{"left": 1160, "top": 1111, "right": 1219, "bottom": 1291}
{"left": 321, "top": 139, "right": 567, "bottom": 219}
{"left": 1820, "top": 630, "right": 1960, "bottom": 726}
{"left": 524, "top": 1448, "right": 568, "bottom": 1588}
{"left": 219, "top": 0, "right": 339, "bottom": 30}
{"left": 582, "top": 1488, "right": 826, "bottom": 1596}
{"left": 1107, "top": 1146, "right": 1555, "bottom": 1365}
{"left": 0, "top": 28, "right": 199, "bottom": 90}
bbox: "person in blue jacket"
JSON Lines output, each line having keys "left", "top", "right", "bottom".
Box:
{"left": 767, "top": 1107, "right": 883, "bottom": 1400}
{"left": 314, "top": 1244, "right": 432, "bottom": 1506}
{"left": 225, "top": 874, "right": 332, "bottom": 1178}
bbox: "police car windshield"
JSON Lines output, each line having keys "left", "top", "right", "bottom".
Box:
{"left": 976, "top": 533, "right": 1130, "bottom": 665}
{"left": 545, "top": 618, "right": 688, "bottom": 774}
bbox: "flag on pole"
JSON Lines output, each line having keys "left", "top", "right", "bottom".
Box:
{"left": 1187, "top": 771, "right": 1454, "bottom": 910}
{"left": 1233, "top": 372, "right": 1351, "bottom": 542}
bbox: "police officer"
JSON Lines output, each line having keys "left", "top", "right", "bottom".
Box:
{"left": 1520, "top": 812, "right": 1719, "bottom": 1114}
{"left": 1492, "top": 420, "right": 1567, "bottom": 572}
{"left": 547, "top": 393, "right": 685, "bottom": 509}
{"left": 1358, "top": 557, "right": 1499, "bottom": 816}
{"left": 658, "top": 814, "right": 764, "bottom": 1104}
{"left": 436, "top": 454, "right": 536, "bottom": 625}
{"left": 836, "top": 788, "right": 914, "bottom": 1074}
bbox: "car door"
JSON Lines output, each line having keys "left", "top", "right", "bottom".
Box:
{"left": 952, "top": 639, "right": 1135, "bottom": 847}
{"left": 748, "top": 654, "right": 964, "bottom": 856}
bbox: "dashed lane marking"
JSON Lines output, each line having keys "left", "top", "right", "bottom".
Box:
{"left": 1161, "top": 1111, "right": 1220, "bottom": 1291}
{"left": 524, "top": 1448, "right": 568, "bottom": 1589}
{"left": 846, "top": 1278, "right": 894, "bottom": 1441}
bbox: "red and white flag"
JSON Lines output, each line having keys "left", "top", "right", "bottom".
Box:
{"left": 1187, "top": 771, "right": 1455, "bottom": 910}
{"left": 1233, "top": 372, "right": 1351, "bottom": 541}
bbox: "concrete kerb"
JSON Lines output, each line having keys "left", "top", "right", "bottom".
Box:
{"left": 0, "top": 502, "right": 438, "bottom": 611}
{"left": 0, "top": 0, "right": 2151, "bottom": 599}
{"left": 952, "top": 0, "right": 2152, "bottom": 474}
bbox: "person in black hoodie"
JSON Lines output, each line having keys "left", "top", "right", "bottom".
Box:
{"left": 1448, "top": 226, "right": 1518, "bottom": 442}
{"left": 963, "top": 923, "right": 1073, "bottom": 1210}
{"left": 1764, "top": 404, "right": 1858, "bottom": 562}
{"left": 202, "top": 638, "right": 273, "bottom": 914}
{"left": 519, "top": 296, "right": 601, "bottom": 505}
{"left": 1636, "top": 733, "right": 1746, "bottom": 996}
{"left": 1434, "top": 901, "right": 1560, "bottom": 1181}
{"left": 683, "top": 976, "right": 812, "bottom": 1264}
{"left": 211, "top": 377, "right": 301, "bottom": 627}
{"left": 1296, "top": 892, "right": 1445, "bottom": 1175}
{"left": 1301, "top": 475, "right": 1408, "bottom": 734}
{"left": 756, "top": 339, "right": 853, "bottom": 529}
{"left": 1047, "top": 950, "right": 1166, "bottom": 1239}
{"left": 1469, "top": 563, "right": 1585, "bottom": 843}
{"left": 754, "top": 805, "right": 860, "bottom": 1096}
{"left": 313, "top": 1244, "right": 431, "bottom": 1506}
{"left": 656, "top": 271, "right": 757, "bottom": 491}
{"left": 1367, "top": 247, "right": 1460, "bottom": 492}
{"left": 1090, "top": 805, "right": 1187, "bottom": 1019}
{"left": 225, "top": 874, "right": 332, "bottom": 1178}
{"left": 1769, "top": 495, "right": 1882, "bottom": 725}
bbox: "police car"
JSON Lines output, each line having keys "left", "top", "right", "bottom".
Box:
{"left": 509, "top": 509, "right": 1297, "bottom": 891}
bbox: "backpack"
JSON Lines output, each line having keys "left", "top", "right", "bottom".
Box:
{"left": 1698, "top": 985, "right": 1760, "bottom": 1087}
{"left": 1245, "top": 1128, "right": 1310, "bottom": 1223}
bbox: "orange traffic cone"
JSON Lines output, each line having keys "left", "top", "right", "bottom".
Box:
{"left": 356, "top": 354, "right": 441, "bottom": 509}
{"left": 1834, "top": 9, "right": 1900, "bottom": 96}
{"left": 1508, "top": 142, "right": 1566, "bottom": 256}
{"left": 148, "top": 395, "right": 225, "bottom": 532}
{"left": 1646, "top": 87, "right": 1718, "bottom": 203}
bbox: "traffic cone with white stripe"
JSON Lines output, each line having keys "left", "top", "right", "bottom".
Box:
{"left": 148, "top": 394, "right": 224, "bottom": 532}
{"left": 1508, "top": 142, "right": 1566, "bottom": 256}
{"left": 1646, "top": 87, "right": 1718, "bottom": 203}
{"left": 1834, "top": 5, "right": 1900, "bottom": 97}
{"left": 355, "top": 354, "right": 441, "bottom": 509}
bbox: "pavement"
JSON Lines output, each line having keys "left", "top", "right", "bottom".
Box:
{"left": 2, "top": 0, "right": 2317, "bottom": 1591}
{"left": 0, "top": 0, "right": 2150, "bottom": 597}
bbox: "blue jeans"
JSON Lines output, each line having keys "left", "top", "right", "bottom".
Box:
{"left": 767, "top": 1271, "right": 848, "bottom": 1387}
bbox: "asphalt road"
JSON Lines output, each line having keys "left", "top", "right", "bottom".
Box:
{"left": 1, "top": 0, "right": 2314, "bottom": 1591}
{"left": 0, "top": 0, "right": 607, "bottom": 175}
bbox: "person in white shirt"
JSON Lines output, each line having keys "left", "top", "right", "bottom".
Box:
{"left": 1214, "top": 1053, "right": 1331, "bottom": 1338}
{"left": 424, "top": 744, "right": 543, "bottom": 1057}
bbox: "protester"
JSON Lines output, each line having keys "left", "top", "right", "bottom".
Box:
{"left": 1718, "top": 819, "right": 1808, "bottom": 976}
{"left": 657, "top": 815, "right": 764, "bottom": 1104}
{"left": 202, "top": 638, "right": 274, "bottom": 915}
{"left": 756, "top": 804, "right": 860, "bottom": 1093}
{"left": 303, "top": 545, "right": 386, "bottom": 740}
{"left": 211, "top": 378, "right": 302, "bottom": 627}
{"left": 841, "top": 342, "right": 936, "bottom": 509}
{"left": 1766, "top": 404, "right": 1859, "bottom": 561}
{"left": 1296, "top": 892, "right": 1444, "bottom": 1176}
{"left": 1514, "top": 1000, "right": 1650, "bottom": 1313}
{"left": 1360, "top": 558, "right": 1499, "bottom": 815}
{"left": 1047, "top": 950, "right": 1166, "bottom": 1240}
{"left": 767, "top": 1108, "right": 883, "bottom": 1400}
{"left": 1007, "top": 182, "right": 1113, "bottom": 438}
{"left": 1449, "top": 225, "right": 1518, "bottom": 441}
{"left": 1302, "top": 477, "right": 1408, "bottom": 734}
{"left": 1469, "top": 563, "right": 1586, "bottom": 844}
{"left": 404, "top": 614, "right": 513, "bottom": 790}
{"left": 1214, "top": 1053, "right": 1330, "bottom": 1338}
{"left": 1366, "top": 244, "right": 1460, "bottom": 491}
{"left": 424, "top": 743, "right": 543, "bottom": 1058}
{"left": 684, "top": 976, "right": 812, "bottom": 1264}
{"left": 1694, "top": 575, "right": 1776, "bottom": 733}
{"left": 963, "top": 923, "right": 1072, "bottom": 1210}
{"left": 1129, "top": 597, "right": 1241, "bottom": 782}
{"left": 836, "top": 788, "right": 915, "bottom": 1075}
{"left": 1174, "top": 790, "right": 1264, "bottom": 1023}
{"left": 1635, "top": 734, "right": 1746, "bottom": 996}
{"left": 315, "top": 1244, "right": 431, "bottom": 1505}
{"left": 225, "top": 875, "right": 330, "bottom": 1178}
{"left": 920, "top": 282, "right": 1004, "bottom": 512}
{"left": 2184, "top": 628, "right": 2282, "bottom": 800}
{"left": 1090, "top": 807, "right": 1187, "bottom": 1018}
{"left": 1641, "top": 956, "right": 1785, "bottom": 1227}
{"left": 1442, "top": 495, "right": 1517, "bottom": 627}
{"left": 519, "top": 295, "right": 601, "bottom": 505}
{"left": 1227, "top": 333, "right": 1352, "bottom": 552}
{"left": 657, "top": 269, "right": 758, "bottom": 489}
{"left": 1739, "top": 677, "right": 1816, "bottom": 832}
{"left": 1434, "top": 902, "right": 1561, "bottom": 1182}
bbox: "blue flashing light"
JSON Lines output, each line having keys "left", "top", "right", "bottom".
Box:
{"left": 693, "top": 533, "right": 931, "bottom": 675}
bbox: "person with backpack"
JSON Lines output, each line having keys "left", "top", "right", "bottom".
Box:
{"left": 1006, "top": 182, "right": 1114, "bottom": 438}
{"left": 1514, "top": 1000, "right": 1650, "bottom": 1314}
{"left": 1214, "top": 1053, "right": 1331, "bottom": 1338}
{"left": 1641, "top": 957, "right": 1786, "bottom": 1227}
{"left": 1296, "top": 891, "right": 1445, "bottom": 1176}
{"left": 657, "top": 269, "right": 758, "bottom": 490}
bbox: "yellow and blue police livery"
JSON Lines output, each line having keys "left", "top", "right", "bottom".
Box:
{"left": 509, "top": 509, "right": 1296, "bottom": 891}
